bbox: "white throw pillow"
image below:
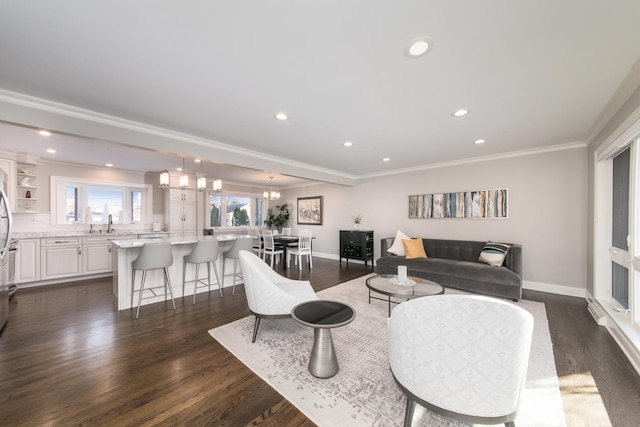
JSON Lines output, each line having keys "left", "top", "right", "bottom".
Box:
{"left": 387, "top": 230, "right": 412, "bottom": 256}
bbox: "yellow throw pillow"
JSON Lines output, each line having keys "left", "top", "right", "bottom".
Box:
{"left": 402, "top": 238, "right": 428, "bottom": 259}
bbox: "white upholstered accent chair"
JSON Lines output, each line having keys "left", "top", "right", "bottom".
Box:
{"left": 238, "top": 250, "right": 318, "bottom": 342}
{"left": 388, "top": 295, "right": 534, "bottom": 427}
{"left": 287, "top": 229, "right": 312, "bottom": 270}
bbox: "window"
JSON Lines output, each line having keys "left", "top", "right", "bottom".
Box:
{"left": 595, "top": 133, "right": 640, "bottom": 329}
{"left": 51, "top": 176, "right": 152, "bottom": 225}
{"left": 207, "top": 192, "right": 265, "bottom": 228}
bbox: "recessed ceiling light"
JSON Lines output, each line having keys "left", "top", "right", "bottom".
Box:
{"left": 105, "top": 163, "right": 114, "bottom": 167}
{"left": 274, "top": 112, "right": 288, "bottom": 121}
{"left": 382, "top": 157, "right": 390, "bottom": 162}
{"left": 177, "top": 167, "right": 183, "bottom": 172}
{"left": 405, "top": 37, "right": 433, "bottom": 58}
{"left": 39, "top": 130, "right": 51, "bottom": 136}
{"left": 46, "top": 148, "right": 56, "bottom": 154}
{"left": 474, "top": 139, "right": 486, "bottom": 145}
{"left": 194, "top": 158, "right": 201, "bottom": 163}
{"left": 343, "top": 141, "right": 353, "bottom": 147}
{"left": 452, "top": 109, "right": 469, "bottom": 117}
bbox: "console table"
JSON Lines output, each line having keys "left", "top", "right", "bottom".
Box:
{"left": 339, "top": 230, "right": 374, "bottom": 268}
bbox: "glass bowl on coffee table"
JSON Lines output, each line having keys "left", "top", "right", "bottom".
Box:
{"left": 365, "top": 274, "right": 444, "bottom": 316}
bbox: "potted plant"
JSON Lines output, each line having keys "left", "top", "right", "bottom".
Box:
{"left": 264, "top": 203, "right": 290, "bottom": 231}
{"left": 352, "top": 214, "right": 362, "bottom": 230}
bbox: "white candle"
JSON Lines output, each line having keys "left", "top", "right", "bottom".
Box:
{"left": 398, "top": 265, "right": 407, "bottom": 284}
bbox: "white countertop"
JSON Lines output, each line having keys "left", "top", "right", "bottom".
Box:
{"left": 13, "top": 230, "right": 166, "bottom": 239}
{"left": 110, "top": 234, "right": 251, "bottom": 249}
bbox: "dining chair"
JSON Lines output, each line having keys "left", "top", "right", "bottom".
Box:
{"left": 248, "top": 228, "right": 263, "bottom": 257}
{"left": 281, "top": 227, "right": 292, "bottom": 236}
{"left": 262, "top": 230, "right": 284, "bottom": 268}
{"left": 287, "top": 229, "right": 312, "bottom": 270}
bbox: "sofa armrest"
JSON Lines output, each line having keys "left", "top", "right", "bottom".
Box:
{"left": 380, "top": 238, "right": 395, "bottom": 257}
{"left": 505, "top": 244, "right": 522, "bottom": 278}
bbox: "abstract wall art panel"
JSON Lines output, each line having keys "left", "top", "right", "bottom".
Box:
{"left": 409, "top": 189, "right": 508, "bottom": 219}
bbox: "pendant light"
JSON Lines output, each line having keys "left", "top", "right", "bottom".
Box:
{"left": 179, "top": 157, "right": 189, "bottom": 188}
{"left": 196, "top": 159, "right": 207, "bottom": 191}
{"left": 159, "top": 170, "right": 170, "bottom": 189}
{"left": 263, "top": 176, "right": 280, "bottom": 200}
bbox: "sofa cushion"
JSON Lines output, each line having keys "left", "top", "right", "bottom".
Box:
{"left": 478, "top": 242, "right": 511, "bottom": 267}
{"left": 387, "top": 229, "right": 412, "bottom": 256}
{"left": 403, "top": 238, "right": 428, "bottom": 259}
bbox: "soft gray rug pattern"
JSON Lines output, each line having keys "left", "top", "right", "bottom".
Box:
{"left": 210, "top": 274, "right": 566, "bottom": 426}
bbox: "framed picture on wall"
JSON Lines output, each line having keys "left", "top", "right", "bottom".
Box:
{"left": 297, "top": 196, "right": 323, "bottom": 225}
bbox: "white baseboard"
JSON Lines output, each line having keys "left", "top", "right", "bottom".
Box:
{"left": 523, "top": 280, "right": 586, "bottom": 298}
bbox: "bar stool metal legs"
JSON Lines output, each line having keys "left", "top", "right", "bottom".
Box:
{"left": 182, "top": 239, "right": 222, "bottom": 304}
{"left": 130, "top": 243, "right": 176, "bottom": 319}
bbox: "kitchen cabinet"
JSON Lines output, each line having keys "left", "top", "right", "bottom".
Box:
{"left": 82, "top": 235, "right": 136, "bottom": 275}
{"left": 16, "top": 238, "right": 40, "bottom": 283}
{"left": 165, "top": 173, "right": 197, "bottom": 237}
{"left": 41, "top": 237, "right": 83, "bottom": 280}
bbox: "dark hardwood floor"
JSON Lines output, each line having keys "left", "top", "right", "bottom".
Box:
{"left": 1, "top": 258, "right": 638, "bottom": 426}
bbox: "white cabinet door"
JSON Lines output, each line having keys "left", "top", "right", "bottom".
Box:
{"left": 16, "top": 239, "right": 40, "bottom": 283}
{"left": 182, "top": 200, "right": 197, "bottom": 237}
{"left": 83, "top": 244, "right": 111, "bottom": 275}
{"left": 41, "top": 244, "right": 82, "bottom": 280}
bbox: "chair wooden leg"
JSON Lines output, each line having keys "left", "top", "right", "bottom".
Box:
{"left": 252, "top": 316, "right": 262, "bottom": 343}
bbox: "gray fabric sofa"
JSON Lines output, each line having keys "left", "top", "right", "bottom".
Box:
{"left": 376, "top": 238, "right": 523, "bottom": 301}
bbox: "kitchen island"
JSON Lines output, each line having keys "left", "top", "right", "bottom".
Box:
{"left": 111, "top": 234, "right": 249, "bottom": 311}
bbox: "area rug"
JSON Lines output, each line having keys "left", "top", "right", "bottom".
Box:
{"left": 209, "top": 274, "right": 567, "bottom": 426}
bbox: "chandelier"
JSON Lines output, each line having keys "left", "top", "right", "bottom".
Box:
{"left": 263, "top": 176, "right": 280, "bottom": 200}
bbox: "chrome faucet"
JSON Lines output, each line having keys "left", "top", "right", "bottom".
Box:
{"left": 108, "top": 214, "right": 113, "bottom": 233}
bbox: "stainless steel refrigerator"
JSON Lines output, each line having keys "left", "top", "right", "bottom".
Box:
{"left": 1, "top": 168, "right": 14, "bottom": 332}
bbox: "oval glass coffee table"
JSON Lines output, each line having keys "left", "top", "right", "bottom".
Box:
{"left": 366, "top": 274, "right": 444, "bottom": 316}
{"left": 291, "top": 300, "right": 356, "bottom": 378}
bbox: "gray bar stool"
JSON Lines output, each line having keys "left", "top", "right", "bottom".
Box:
{"left": 222, "top": 237, "right": 254, "bottom": 295}
{"left": 182, "top": 239, "right": 222, "bottom": 304}
{"left": 131, "top": 243, "right": 176, "bottom": 319}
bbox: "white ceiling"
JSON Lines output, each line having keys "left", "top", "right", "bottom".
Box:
{"left": 1, "top": 1, "right": 639, "bottom": 186}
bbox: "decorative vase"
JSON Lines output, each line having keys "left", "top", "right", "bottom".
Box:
{"left": 353, "top": 223, "right": 359, "bottom": 230}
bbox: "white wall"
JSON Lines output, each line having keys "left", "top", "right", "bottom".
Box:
{"left": 282, "top": 146, "right": 587, "bottom": 291}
